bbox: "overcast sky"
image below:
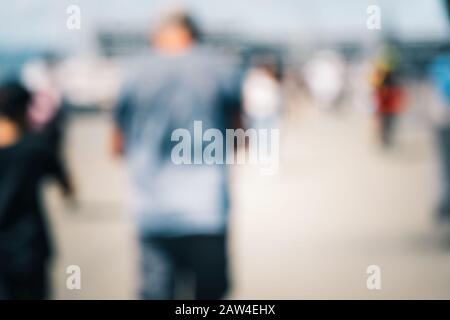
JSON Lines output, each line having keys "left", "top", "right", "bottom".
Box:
{"left": 0, "top": 0, "right": 448, "bottom": 51}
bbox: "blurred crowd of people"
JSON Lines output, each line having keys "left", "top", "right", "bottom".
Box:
{"left": 2, "top": 7, "right": 450, "bottom": 300}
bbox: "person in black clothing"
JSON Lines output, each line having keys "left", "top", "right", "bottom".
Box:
{"left": 0, "top": 82, "right": 73, "bottom": 300}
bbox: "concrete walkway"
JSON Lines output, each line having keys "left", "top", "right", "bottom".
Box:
{"left": 47, "top": 95, "right": 450, "bottom": 299}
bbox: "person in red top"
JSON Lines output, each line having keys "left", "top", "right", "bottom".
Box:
{"left": 373, "top": 65, "right": 405, "bottom": 148}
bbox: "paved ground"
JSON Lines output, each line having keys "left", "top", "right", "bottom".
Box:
{"left": 45, "top": 89, "right": 450, "bottom": 299}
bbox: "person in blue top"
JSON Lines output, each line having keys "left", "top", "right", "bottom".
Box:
{"left": 111, "top": 9, "right": 243, "bottom": 299}
{"left": 430, "top": 56, "right": 450, "bottom": 220}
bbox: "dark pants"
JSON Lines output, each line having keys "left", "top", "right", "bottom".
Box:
{"left": 0, "top": 260, "right": 49, "bottom": 300}
{"left": 379, "top": 113, "right": 397, "bottom": 147}
{"left": 139, "top": 234, "right": 228, "bottom": 300}
{"left": 437, "top": 126, "right": 450, "bottom": 216}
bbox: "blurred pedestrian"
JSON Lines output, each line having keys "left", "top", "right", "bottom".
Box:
{"left": 111, "top": 9, "right": 242, "bottom": 300}
{"left": 243, "top": 55, "right": 284, "bottom": 130}
{"left": 303, "top": 50, "right": 346, "bottom": 111}
{"left": 0, "top": 82, "right": 73, "bottom": 300}
{"left": 371, "top": 54, "right": 405, "bottom": 148}
{"left": 22, "top": 56, "right": 69, "bottom": 161}
{"left": 430, "top": 56, "right": 450, "bottom": 219}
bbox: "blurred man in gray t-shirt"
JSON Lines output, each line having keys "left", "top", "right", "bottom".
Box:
{"left": 111, "top": 9, "right": 242, "bottom": 299}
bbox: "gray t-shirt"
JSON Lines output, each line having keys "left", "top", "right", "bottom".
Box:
{"left": 114, "top": 46, "right": 242, "bottom": 238}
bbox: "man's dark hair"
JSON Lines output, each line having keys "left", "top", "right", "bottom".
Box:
{"left": 156, "top": 9, "right": 201, "bottom": 41}
{"left": 0, "top": 82, "right": 31, "bottom": 129}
